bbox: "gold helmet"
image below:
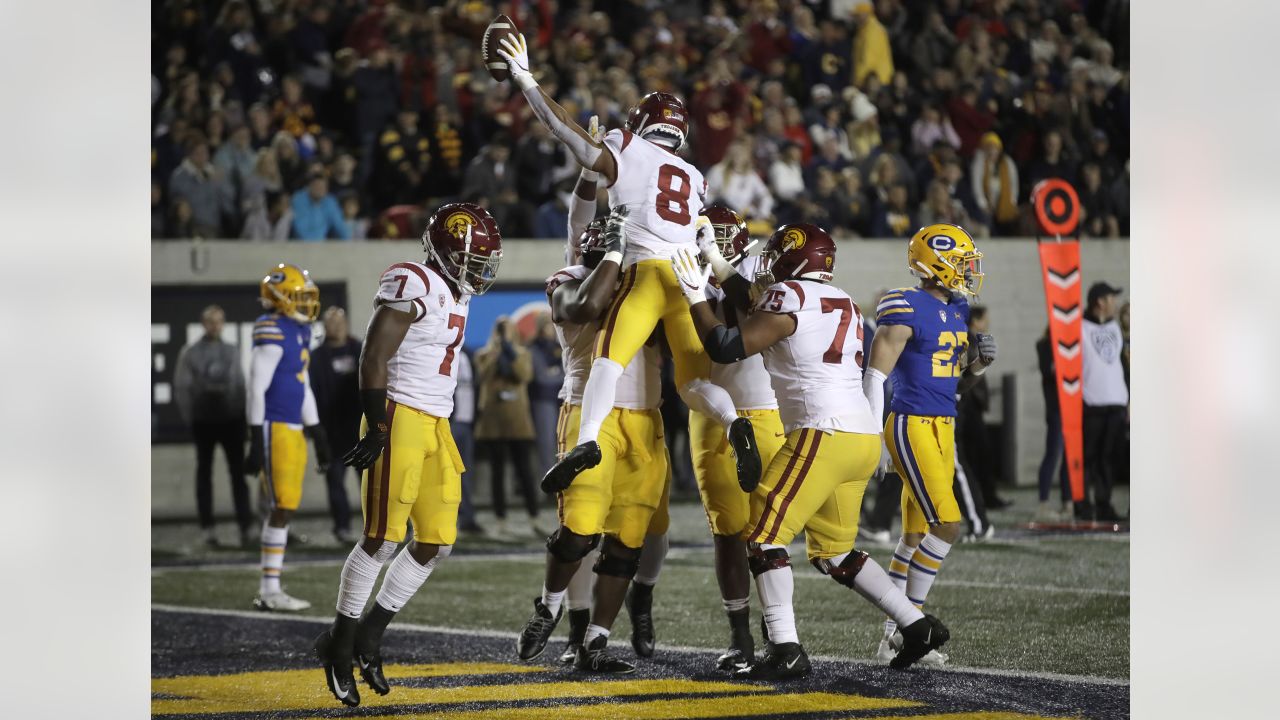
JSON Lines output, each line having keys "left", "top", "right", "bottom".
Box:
{"left": 260, "top": 263, "right": 320, "bottom": 322}
{"left": 907, "top": 224, "right": 984, "bottom": 297}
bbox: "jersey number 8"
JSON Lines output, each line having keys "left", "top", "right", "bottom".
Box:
{"left": 655, "top": 164, "right": 691, "bottom": 225}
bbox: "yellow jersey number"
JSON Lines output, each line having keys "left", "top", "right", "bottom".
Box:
{"left": 296, "top": 347, "right": 310, "bottom": 383}
{"left": 931, "top": 331, "right": 968, "bottom": 377}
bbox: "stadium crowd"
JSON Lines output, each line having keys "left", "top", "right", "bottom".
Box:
{"left": 152, "top": 0, "right": 1128, "bottom": 242}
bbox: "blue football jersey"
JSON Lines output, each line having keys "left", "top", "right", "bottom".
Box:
{"left": 253, "top": 313, "right": 311, "bottom": 424}
{"left": 876, "top": 287, "right": 970, "bottom": 417}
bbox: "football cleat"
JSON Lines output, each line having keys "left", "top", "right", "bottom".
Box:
{"left": 541, "top": 442, "right": 602, "bottom": 494}
{"left": 716, "top": 609, "right": 755, "bottom": 671}
{"left": 559, "top": 608, "right": 590, "bottom": 664}
{"left": 315, "top": 630, "right": 360, "bottom": 707}
{"left": 878, "top": 630, "right": 948, "bottom": 666}
{"left": 890, "top": 615, "right": 950, "bottom": 670}
{"left": 625, "top": 584, "right": 656, "bottom": 658}
{"left": 253, "top": 591, "right": 311, "bottom": 612}
{"left": 728, "top": 417, "right": 762, "bottom": 492}
{"left": 354, "top": 651, "right": 390, "bottom": 695}
{"left": 516, "top": 598, "right": 563, "bottom": 660}
{"left": 574, "top": 635, "right": 636, "bottom": 674}
{"left": 732, "top": 641, "right": 811, "bottom": 681}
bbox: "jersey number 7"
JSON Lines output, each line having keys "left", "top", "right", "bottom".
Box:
{"left": 820, "top": 298, "right": 863, "bottom": 366}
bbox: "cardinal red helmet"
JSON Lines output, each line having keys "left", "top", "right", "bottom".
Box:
{"left": 578, "top": 217, "right": 609, "bottom": 269}
{"left": 626, "top": 91, "right": 688, "bottom": 148}
{"left": 421, "top": 202, "right": 503, "bottom": 295}
{"left": 758, "top": 223, "right": 836, "bottom": 284}
{"left": 700, "top": 205, "right": 750, "bottom": 261}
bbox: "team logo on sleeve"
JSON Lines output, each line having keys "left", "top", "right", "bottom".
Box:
{"left": 939, "top": 310, "right": 948, "bottom": 322}
{"left": 781, "top": 227, "right": 807, "bottom": 251}
{"left": 444, "top": 212, "right": 474, "bottom": 238}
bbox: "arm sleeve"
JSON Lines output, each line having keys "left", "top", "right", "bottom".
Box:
{"left": 246, "top": 343, "right": 284, "bottom": 425}
{"left": 567, "top": 177, "right": 597, "bottom": 246}
{"left": 874, "top": 290, "right": 915, "bottom": 327}
{"left": 522, "top": 87, "right": 603, "bottom": 170}
{"left": 863, "top": 367, "right": 887, "bottom": 424}
{"left": 301, "top": 364, "right": 319, "bottom": 426}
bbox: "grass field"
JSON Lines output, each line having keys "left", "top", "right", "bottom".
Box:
{"left": 152, "top": 486, "right": 1129, "bottom": 684}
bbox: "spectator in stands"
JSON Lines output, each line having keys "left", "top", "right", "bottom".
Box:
{"left": 291, "top": 168, "right": 349, "bottom": 241}
{"left": 169, "top": 133, "right": 233, "bottom": 238}
{"left": 308, "top": 307, "right": 362, "bottom": 544}
{"left": 475, "top": 317, "right": 545, "bottom": 538}
{"left": 1080, "top": 282, "right": 1128, "bottom": 521}
{"left": 463, "top": 133, "right": 531, "bottom": 238}
{"left": 173, "top": 305, "right": 251, "bottom": 547}
{"left": 341, "top": 195, "right": 369, "bottom": 241}
{"left": 911, "top": 101, "right": 961, "bottom": 157}
{"left": 802, "top": 18, "right": 852, "bottom": 91}
{"left": 871, "top": 182, "right": 915, "bottom": 237}
{"left": 971, "top": 132, "right": 1020, "bottom": 235}
{"left": 948, "top": 82, "right": 997, "bottom": 158}
{"left": 372, "top": 109, "right": 430, "bottom": 209}
{"left": 515, "top": 122, "right": 563, "bottom": 208}
{"left": 768, "top": 142, "right": 807, "bottom": 208}
{"left": 453, "top": 347, "right": 483, "bottom": 535}
{"left": 1026, "top": 129, "right": 1078, "bottom": 196}
{"left": 527, "top": 314, "right": 565, "bottom": 475}
{"left": 840, "top": 166, "right": 872, "bottom": 236}
{"left": 168, "top": 198, "right": 197, "bottom": 239}
{"left": 241, "top": 190, "right": 292, "bottom": 242}
{"left": 1085, "top": 128, "right": 1121, "bottom": 188}
{"left": 707, "top": 140, "right": 775, "bottom": 221}
{"left": 852, "top": 3, "right": 894, "bottom": 86}
{"left": 214, "top": 125, "right": 257, "bottom": 206}
{"left": 270, "top": 131, "right": 305, "bottom": 193}
{"left": 1080, "top": 162, "right": 1120, "bottom": 238}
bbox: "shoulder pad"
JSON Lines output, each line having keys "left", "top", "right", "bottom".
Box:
{"left": 378, "top": 262, "right": 432, "bottom": 304}
{"left": 755, "top": 280, "right": 806, "bottom": 315}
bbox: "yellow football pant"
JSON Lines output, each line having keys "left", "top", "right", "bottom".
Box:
{"left": 690, "top": 408, "right": 786, "bottom": 537}
{"left": 594, "top": 259, "right": 710, "bottom": 388}
{"left": 885, "top": 412, "right": 962, "bottom": 534}
{"left": 742, "top": 428, "right": 879, "bottom": 560}
{"left": 360, "top": 400, "right": 466, "bottom": 545}
{"left": 555, "top": 403, "right": 669, "bottom": 548}
{"left": 261, "top": 422, "right": 306, "bottom": 511}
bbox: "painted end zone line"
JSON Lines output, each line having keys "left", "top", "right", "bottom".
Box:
{"left": 151, "top": 603, "right": 1128, "bottom": 688}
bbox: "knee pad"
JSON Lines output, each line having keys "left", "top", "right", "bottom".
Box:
{"left": 546, "top": 526, "right": 601, "bottom": 563}
{"left": 811, "top": 550, "right": 869, "bottom": 589}
{"left": 593, "top": 538, "right": 642, "bottom": 579}
{"left": 746, "top": 543, "right": 791, "bottom": 577}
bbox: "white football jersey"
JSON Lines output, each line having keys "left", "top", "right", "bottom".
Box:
{"left": 706, "top": 255, "right": 777, "bottom": 411}
{"left": 371, "top": 262, "right": 470, "bottom": 417}
{"left": 546, "top": 265, "right": 660, "bottom": 410}
{"left": 754, "top": 279, "right": 879, "bottom": 435}
{"left": 602, "top": 128, "right": 707, "bottom": 265}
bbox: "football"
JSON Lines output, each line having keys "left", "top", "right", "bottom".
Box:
{"left": 482, "top": 14, "right": 519, "bottom": 82}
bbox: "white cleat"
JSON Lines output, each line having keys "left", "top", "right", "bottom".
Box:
{"left": 875, "top": 637, "right": 897, "bottom": 663}
{"left": 253, "top": 591, "right": 312, "bottom": 612}
{"left": 917, "top": 648, "right": 950, "bottom": 666}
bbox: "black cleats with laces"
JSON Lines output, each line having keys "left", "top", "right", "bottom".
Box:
{"left": 732, "top": 641, "right": 811, "bottom": 680}
{"left": 891, "top": 614, "right": 951, "bottom": 670}
{"left": 625, "top": 583, "right": 656, "bottom": 658}
{"left": 728, "top": 418, "right": 762, "bottom": 492}
{"left": 715, "top": 610, "right": 755, "bottom": 671}
{"left": 516, "top": 598, "right": 563, "bottom": 660}
{"left": 541, "top": 442, "right": 602, "bottom": 494}
{"left": 315, "top": 630, "right": 360, "bottom": 707}
{"left": 574, "top": 635, "right": 636, "bottom": 674}
{"left": 558, "top": 608, "right": 590, "bottom": 664}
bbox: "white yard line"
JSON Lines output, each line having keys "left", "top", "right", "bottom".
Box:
{"left": 151, "top": 603, "right": 1129, "bottom": 688}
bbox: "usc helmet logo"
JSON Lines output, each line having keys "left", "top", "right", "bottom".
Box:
{"left": 444, "top": 212, "right": 474, "bottom": 238}
{"left": 782, "top": 227, "right": 807, "bottom": 251}
{"left": 824, "top": 255, "right": 833, "bottom": 269}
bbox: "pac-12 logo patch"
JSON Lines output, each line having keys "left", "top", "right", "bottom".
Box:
{"left": 927, "top": 234, "right": 956, "bottom": 251}
{"left": 939, "top": 310, "right": 948, "bottom": 322}
{"left": 781, "top": 227, "right": 807, "bottom": 251}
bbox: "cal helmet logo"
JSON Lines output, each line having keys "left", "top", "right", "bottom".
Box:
{"left": 444, "top": 212, "right": 474, "bottom": 239}
{"left": 781, "top": 227, "right": 807, "bottom": 252}
{"left": 268, "top": 270, "right": 287, "bottom": 284}
{"left": 927, "top": 234, "right": 957, "bottom": 251}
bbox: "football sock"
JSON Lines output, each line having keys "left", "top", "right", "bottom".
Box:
{"left": 336, "top": 543, "right": 395, "bottom": 618}
{"left": 634, "top": 532, "right": 668, "bottom": 586}
{"left": 375, "top": 546, "right": 447, "bottom": 613}
{"left": 679, "top": 378, "right": 740, "bottom": 431}
{"left": 576, "top": 358, "right": 623, "bottom": 444}
{"left": 884, "top": 538, "right": 916, "bottom": 635}
{"left": 259, "top": 522, "right": 288, "bottom": 595}
{"left": 723, "top": 596, "right": 750, "bottom": 613}
{"left": 541, "top": 584, "right": 567, "bottom": 617}
{"left": 754, "top": 557, "right": 798, "bottom": 645}
{"left": 567, "top": 608, "right": 591, "bottom": 644}
{"left": 357, "top": 603, "right": 396, "bottom": 654}
{"left": 566, "top": 549, "right": 598, "bottom": 610}
{"left": 831, "top": 551, "right": 924, "bottom": 629}
{"left": 584, "top": 623, "right": 611, "bottom": 644}
{"left": 906, "top": 533, "right": 953, "bottom": 609}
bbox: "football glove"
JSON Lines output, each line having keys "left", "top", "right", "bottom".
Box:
{"left": 343, "top": 426, "right": 388, "bottom": 471}
{"left": 304, "top": 424, "right": 331, "bottom": 472}
{"left": 975, "top": 333, "right": 997, "bottom": 365}
{"left": 671, "top": 246, "right": 711, "bottom": 306}
{"left": 245, "top": 425, "right": 264, "bottom": 476}
{"left": 496, "top": 33, "right": 536, "bottom": 91}
{"left": 601, "top": 205, "right": 629, "bottom": 258}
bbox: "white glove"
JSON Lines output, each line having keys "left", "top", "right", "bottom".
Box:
{"left": 579, "top": 115, "right": 602, "bottom": 181}
{"left": 496, "top": 33, "right": 537, "bottom": 91}
{"left": 694, "top": 215, "right": 736, "bottom": 282}
{"left": 671, "top": 246, "right": 710, "bottom": 306}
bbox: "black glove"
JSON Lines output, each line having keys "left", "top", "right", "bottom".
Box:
{"left": 246, "top": 424, "right": 264, "bottom": 475}
{"left": 343, "top": 389, "right": 390, "bottom": 470}
{"left": 305, "top": 424, "right": 331, "bottom": 472}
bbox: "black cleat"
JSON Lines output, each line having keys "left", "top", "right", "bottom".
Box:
{"left": 574, "top": 635, "right": 636, "bottom": 674}
{"left": 732, "top": 641, "right": 811, "bottom": 680}
{"left": 891, "top": 614, "right": 951, "bottom": 670}
{"left": 728, "top": 418, "right": 762, "bottom": 492}
{"left": 760, "top": 614, "right": 774, "bottom": 656}
{"left": 625, "top": 583, "right": 656, "bottom": 658}
{"left": 541, "top": 442, "right": 602, "bottom": 494}
{"left": 716, "top": 610, "right": 755, "bottom": 671}
{"left": 559, "top": 608, "right": 590, "bottom": 664}
{"left": 315, "top": 630, "right": 360, "bottom": 707}
{"left": 516, "top": 598, "right": 563, "bottom": 660}
{"left": 354, "top": 651, "right": 389, "bottom": 696}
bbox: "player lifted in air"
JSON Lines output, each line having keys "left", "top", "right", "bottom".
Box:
{"left": 516, "top": 158, "right": 669, "bottom": 674}
{"left": 313, "top": 204, "right": 502, "bottom": 707}
{"left": 687, "top": 205, "right": 788, "bottom": 671}
{"left": 247, "top": 264, "right": 330, "bottom": 612}
{"left": 863, "top": 223, "right": 996, "bottom": 667}
{"left": 670, "top": 225, "right": 949, "bottom": 680}
{"left": 492, "top": 32, "right": 758, "bottom": 496}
